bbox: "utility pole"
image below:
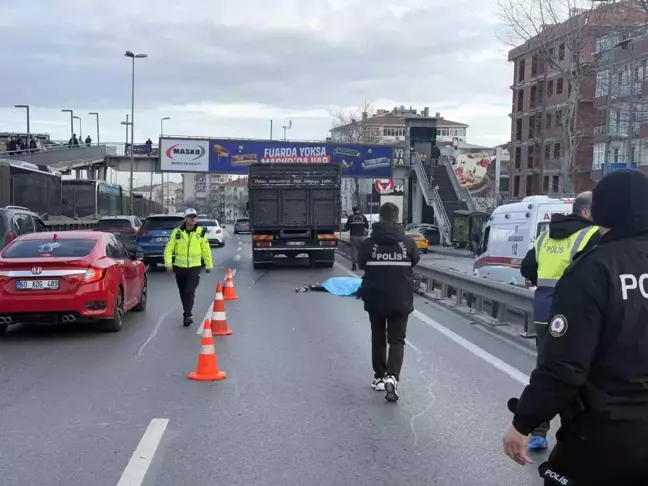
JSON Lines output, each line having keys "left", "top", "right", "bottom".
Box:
{"left": 626, "top": 41, "right": 636, "bottom": 167}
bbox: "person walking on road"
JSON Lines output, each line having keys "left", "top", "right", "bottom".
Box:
{"left": 357, "top": 202, "right": 419, "bottom": 402}
{"left": 519, "top": 191, "right": 599, "bottom": 451}
{"left": 164, "top": 208, "right": 213, "bottom": 327}
{"left": 504, "top": 170, "right": 648, "bottom": 485}
{"left": 345, "top": 206, "right": 369, "bottom": 271}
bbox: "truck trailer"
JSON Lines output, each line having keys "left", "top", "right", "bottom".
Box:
{"left": 248, "top": 163, "right": 341, "bottom": 269}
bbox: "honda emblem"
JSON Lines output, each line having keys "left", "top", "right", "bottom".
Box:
{"left": 31, "top": 267, "right": 42, "bottom": 275}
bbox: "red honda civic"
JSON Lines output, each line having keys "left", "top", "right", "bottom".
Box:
{"left": 0, "top": 231, "right": 147, "bottom": 334}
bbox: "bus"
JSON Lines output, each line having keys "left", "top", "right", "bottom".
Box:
{"left": 62, "top": 180, "right": 164, "bottom": 219}
{"left": 0, "top": 159, "right": 62, "bottom": 219}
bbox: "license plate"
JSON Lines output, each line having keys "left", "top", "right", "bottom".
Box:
{"left": 286, "top": 241, "right": 305, "bottom": 246}
{"left": 16, "top": 279, "right": 60, "bottom": 290}
{"left": 156, "top": 237, "right": 169, "bottom": 243}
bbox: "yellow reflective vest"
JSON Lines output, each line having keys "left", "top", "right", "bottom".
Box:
{"left": 164, "top": 225, "right": 213, "bottom": 270}
{"left": 533, "top": 225, "right": 599, "bottom": 324}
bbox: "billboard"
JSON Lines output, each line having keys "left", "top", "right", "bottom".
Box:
{"left": 208, "top": 139, "right": 392, "bottom": 178}
{"left": 160, "top": 138, "right": 210, "bottom": 172}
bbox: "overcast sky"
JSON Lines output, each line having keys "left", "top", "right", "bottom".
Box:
{"left": 0, "top": 0, "right": 512, "bottom": 158}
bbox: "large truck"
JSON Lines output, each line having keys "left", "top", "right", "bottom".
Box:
{"left": 248, "top": 163, "right": 341, "bottom": 269}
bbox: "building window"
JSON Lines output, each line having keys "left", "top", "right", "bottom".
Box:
{"left": 556, "top": 78, "right": 564, "bottom": 94}
{"left": 384, "top": 127, "right": 405, "bottom": 137}
{"left": 554, "top": 143, "right": 561, "bottom": 159}
{"left": 613, "top": 148, "right": 619, "bottom": 162}
{"left": 558, "top": 43, "right": 565, "bottom": 61}
{"left": 555, "top": 109, "right": 563, "bottom": 126}
{"left": 592, "top": 143, "right": 605, "bottom": 170}
{"left": 516, "top": 118, "right": 523, "bottom": 141}
{"left": 543, "top": 175, "right": 549, "bottom": 192}
{"left": 548, "top": 47, "right": 555, "bottom": 59}
{"left": 513, "top": 175, "right": 520, "bottom": 197}
{"left": 642, "top": 59, "right": 647, "bottom": 79}
{"left": 518, "top": 59, "right": 526, "bottom": 82}
{"left": 531, "top": 54, "right": 538, "bottom": 77}
{"left": 544, "top": 144, "right": 551, "bottom": 160}
{"left": 528, "top": 116, "right": 536, "bottom": 139}
{"left": 552, "top": 176, "right": 559, "bottom": 193}
{"left": 547, "top": 80, "right": 554, "bottom": 97}
{"left": 515, "top": 146, "right": 521, "bottom": 169}
{"left": 517, "top": 90, "right": 524, "bottom": 111}
{"left": 527, "top": 175, "right": 534, "bottom": 195}
{"left": 545, "top": 113, "right": 552, "bottom": 129}
{"left": 596, "top": 69, "right": 609, "bottom": 98}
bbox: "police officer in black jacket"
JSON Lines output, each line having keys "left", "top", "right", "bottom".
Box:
{"left": 345, "top": 206, "right": 369, "bottom": 270}
{"left": 358, "top": 202, "right": 419, "bottom": 402}
{"left": 503, "top": 170, "right": 648, "bottom": 485}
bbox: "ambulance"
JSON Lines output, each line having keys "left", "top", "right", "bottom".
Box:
{"left": 473, "top": 196, "right": 575, "bottom": 286}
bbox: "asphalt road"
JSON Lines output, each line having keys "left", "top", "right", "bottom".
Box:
{"left": 0, "top": 232, "right": 550, "bottom": 486}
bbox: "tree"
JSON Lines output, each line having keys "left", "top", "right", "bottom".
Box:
{"left": 498, "top": 0, "right": 636, "bottom": 193}
{"left": 330, "top": 100, "right": 382, "bottom": 209}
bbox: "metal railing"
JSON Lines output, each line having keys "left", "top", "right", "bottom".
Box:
{"left": 0, "top": 144, "right": 107, "bottom": 167}
{"left": 412, "top": 152, "right": 451, "bottom": 245}
{"left": 336, "top": 238, "right": 535, "bottom": 338}
{"left": 43, "top": 219, "right": 99, "bottom": 231}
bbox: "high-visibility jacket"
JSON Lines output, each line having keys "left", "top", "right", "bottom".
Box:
{"left": 533, "top": 225, "right": 599, "bottom": 325}
{"left": 164, "top": 225, "right": 213, "bottom": 270}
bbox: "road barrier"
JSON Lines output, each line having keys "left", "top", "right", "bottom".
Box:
{"left": 336, "top": 238, "right": 536, "bottom": 339}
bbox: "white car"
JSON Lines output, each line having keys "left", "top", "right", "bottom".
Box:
{"left": 198, "top": 219, "right": 225, "bottom": 247}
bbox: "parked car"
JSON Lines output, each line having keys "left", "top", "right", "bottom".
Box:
{"left": 233, "top": 217, "right": 251, "bottom": 234}
{"left": 0, "top": 205, "right": 46, "bottom": 249}
{"left": 405, "top": 230, "right": 429, "bottom": 254}
{"left": 0, "top": 231, "right": 147, "bottom": 334}
{"left": 135, "top": 214, "right": 185, "bottom": 267}
{"left": 198, "top": 219, "right": 225, "bottom": 247}
{"left": 405, "top": 223, "right": 441, "bottom": 246}
{"left": 95, "top": 215, "right": 142, "bottom": 251}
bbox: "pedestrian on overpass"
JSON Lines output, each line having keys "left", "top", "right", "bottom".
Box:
{"left": 504, "top": 170, "right": 648, "bottom": 485}
{"left": 345, "top": 206, "right": 369, "bottom": 271}
{"left": 519, "top": 191, "right": 599, "bottom": 451}
{"left": 357, "top": 202, "right": 419, "bottom": 402}
{"left": 164, "top": 208, "right": 213, "bottom": 327}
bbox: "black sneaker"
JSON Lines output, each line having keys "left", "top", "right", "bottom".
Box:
{"left": 183, "top": 316, "right": 193, "bottom": 327}
{"left": 351, "top": 264, "right": 357, "bottom": 271}
{"left": 384, "top": 375, "right": 399, "bottom": 402}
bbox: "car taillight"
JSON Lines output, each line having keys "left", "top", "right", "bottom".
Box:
{"left": 82, "top": 267, "right": 105, "bottom": 284}
{"left": 0, "top": 270, "right": 9, "bottom": 282}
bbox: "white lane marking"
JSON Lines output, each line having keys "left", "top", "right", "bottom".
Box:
{"left": 332, "top": 262, "right": 530, "bottom": 386}
{"left": 232, "top": 269, "right": 237, "bottom": 276}
{"left": 237, "top": 246, "right": 242, "bottom": 252}
{"left": 405, "top": 339, "right": 422, "bottom": 355}
{"left": 116, "top": 418, "right": 169, "bottom": 486}
{"left": 137, "top": 308, "right": 175, "bottom": 356}
{"left": 234, "top": 254, "right": 241, "bottom": 261}
{"left": 198, "top": 304, "right": 212, "bottom": 335}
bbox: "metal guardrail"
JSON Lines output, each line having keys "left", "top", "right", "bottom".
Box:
{"left": 336, "top": 238, "right": 536, "bottom": 338}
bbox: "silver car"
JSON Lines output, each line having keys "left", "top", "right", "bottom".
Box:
{"left": 233, "top": 217, "right": 250, "bottom": 234}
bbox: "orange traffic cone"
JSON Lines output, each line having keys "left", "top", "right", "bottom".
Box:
{"left": 188, "top": 324, "right": 226, "bottom": 381}
{"left": 210, "top": 281, "right": 232, "bottom": 336}
{"left": 223, "top": 269, "right": 240, "bottom": 300}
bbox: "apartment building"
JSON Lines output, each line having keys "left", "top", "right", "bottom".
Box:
{"left": 507, "top": 2, "right": 644, "bottom": 197}
{"left": 180, "top": 173, "right": 248, "bottom": 222}
{"left": 592, "top": 25, "right": 648, "bottom": 173}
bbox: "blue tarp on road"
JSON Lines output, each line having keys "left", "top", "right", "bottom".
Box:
{"left": 321, "top": 277, "right": 362, "bottom": 296}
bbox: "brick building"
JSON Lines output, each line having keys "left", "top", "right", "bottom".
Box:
{"left": 507, "top": 2, "right": 644, "bottom": 197}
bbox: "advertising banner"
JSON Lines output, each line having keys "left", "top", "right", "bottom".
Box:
{"left": 208, "top": 139, "right": 392, "bottom": 178}
{"left": 160, "top": 138, "right": 210, "bottom": 172}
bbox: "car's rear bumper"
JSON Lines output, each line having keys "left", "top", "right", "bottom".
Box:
{"left": 0, "top": 282, "right": 118, "bottom": 323}
{"left": 206, "top": 235, "right": 224, "bottom": 245}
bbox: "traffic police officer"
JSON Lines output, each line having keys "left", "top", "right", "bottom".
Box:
{"left": 164, "top": 208, "right": 213, "bottom": 327}
{"left": 504, "top": 170, "right": 648, "bottom": 485}
{"left": 357, "top": 202, "right": 419, "bottom": 402}
{"left": 345, "top": 206, "right": 369, "bottom": 271}
{"left": 519, "top": 191, "right": 599, "bottom": 449}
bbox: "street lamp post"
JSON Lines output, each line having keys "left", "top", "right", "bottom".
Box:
{"left": 125, "top": 50, "right": 148, "bottom": 216}
{"left": 14, "top": 105, "right": 30, "bottom": 138}
{"left": 61, "top": 109, "right": 74, "bottom": 140}
{"left": 121, "top": 115, "right": 131, "bottom": 186}
{"left": 88, "top": 112, "right": 100, "bottom": 144}
{"left": 73, "top": 116, "right": 83, "bottom": 141}
{"left": 282, "top": 120, "right": 293, "bottom": 141}
{"left": 159, "top": 117, "right": 171, "bottom": 210}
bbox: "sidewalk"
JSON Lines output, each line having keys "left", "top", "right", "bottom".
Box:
{"left": 428, "top": 246, "right": 474, "bottom": 259}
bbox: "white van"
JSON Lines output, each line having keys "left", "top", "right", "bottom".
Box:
{"left": 473, "top": 196, "right": 575, "bottom": 286}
